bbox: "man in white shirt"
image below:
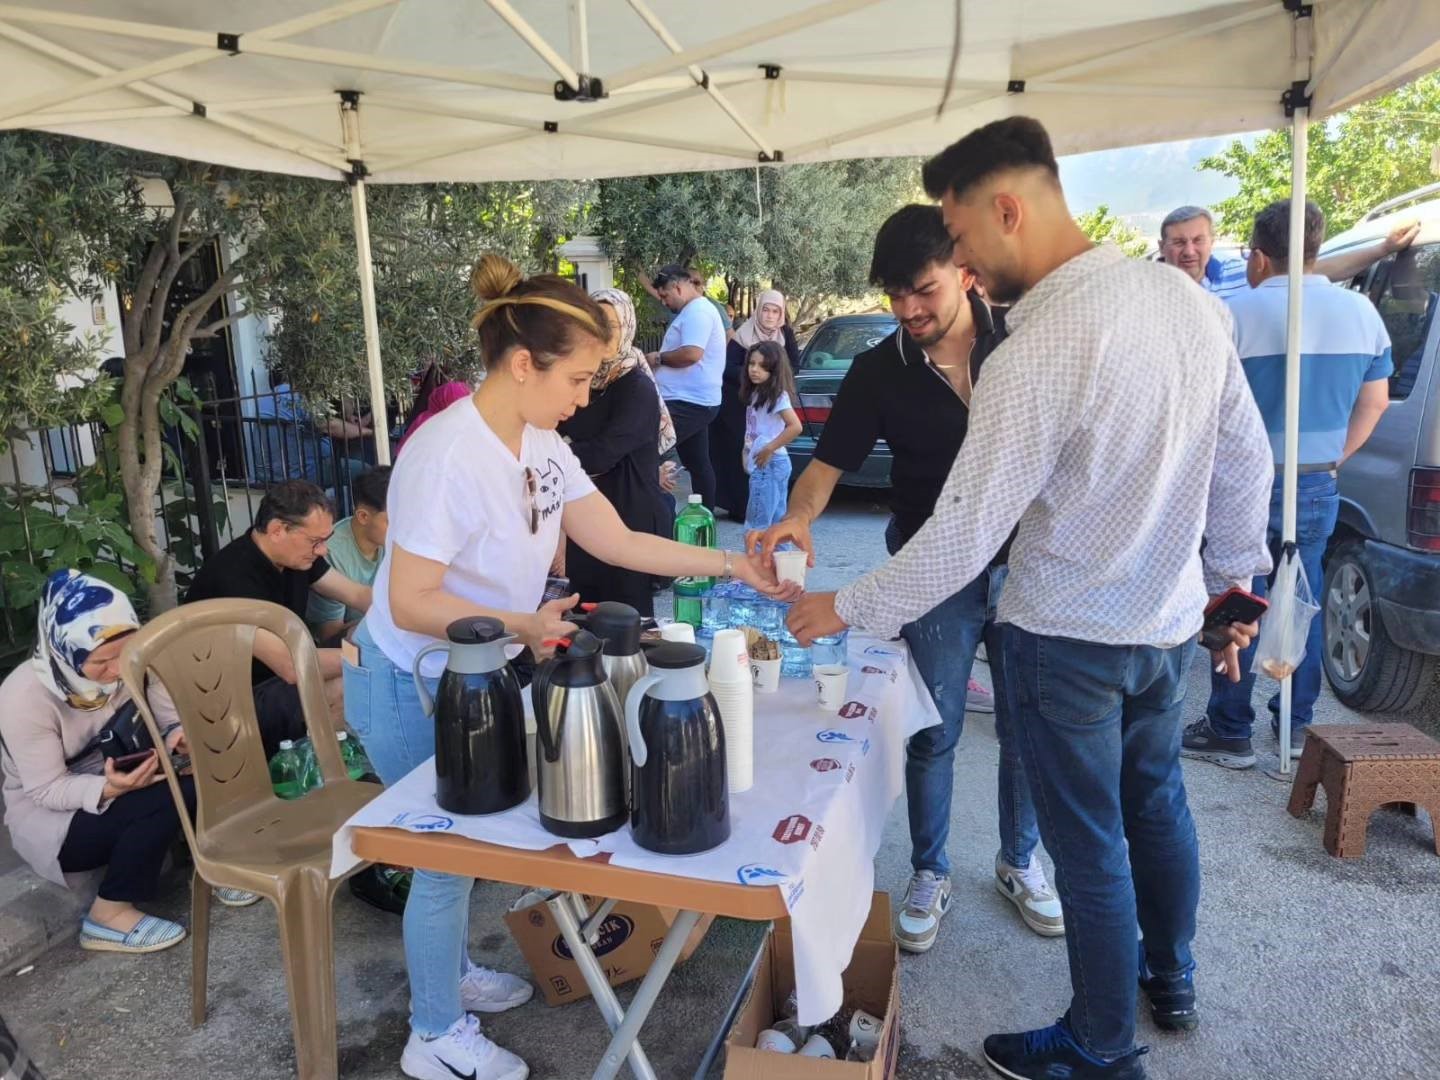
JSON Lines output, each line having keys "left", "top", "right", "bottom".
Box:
{"left": 1157, "top": 204, "right": 1415, "bottom": 301}
{"left": 788, "top": 117, "right": 1273, "bottom": 1079}
{"left": 644, "top": 263, "right": 727, "bottom": 507}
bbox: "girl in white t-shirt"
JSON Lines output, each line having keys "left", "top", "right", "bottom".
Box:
{"left": 348, "top": 254, "right": 784, "bottom": 1080}
{"left": 741, "top": 339, "right": 803, "bottom": 533}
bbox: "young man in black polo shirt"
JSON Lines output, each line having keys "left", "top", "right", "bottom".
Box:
{"left": 750, "top": 205, "right": 1060, "bottom": 953}
{"left": 185, "top": 480, "right": 372, "bottom": 756}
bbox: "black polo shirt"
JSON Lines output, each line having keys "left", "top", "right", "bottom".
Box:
{"left": 184, "top": 531, "right": 330, "bottom": 685}
{"left": 815, "top": 293, "right": 1010, "bottom": 555}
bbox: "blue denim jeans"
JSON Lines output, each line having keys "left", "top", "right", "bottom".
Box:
{"left": 344, "top": 619, "right": 472, "bottom": 1039}
{"left": 888, "top": 521, "right": 1039, "bottom": 875}
{"left": 1206, "top": 473, "right": 1339, "bottom": 740}
{"left": 744, "top": 453, "right": 791, "bottom": 532}
{"left": 1002, "top": 625, "right": 1199, "bottom": 1058}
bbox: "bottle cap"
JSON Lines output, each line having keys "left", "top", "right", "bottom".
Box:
{"left": 688, "top": 493, "right": 702, "bottom": 504}
{"left": 337, "top": 732, "right": 349, "bottom": 742}
{"left": 279, "top": 739, "right": 294, "bottom": 750}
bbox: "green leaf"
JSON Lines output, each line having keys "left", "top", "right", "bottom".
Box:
{"left": 0, "top": 524, "right": 29, "bottom": 555}
{"left": 100, "top": 402, "right": 125, "bottom": 428}
{"left": 1, "top": 560, "right": 47, "bottom": 609}
{"left": 83, "top": 560, "right": 136, "bottom": 595}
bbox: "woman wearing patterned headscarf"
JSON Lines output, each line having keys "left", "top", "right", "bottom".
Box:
{"left": 712, "top": 289, "right": 801, "bottom": 519}
{"left": 0, "top": 570, "right": 256, "bottom": 956}
{"left": 558, "top": 287, "right": 677, "bottom": 614}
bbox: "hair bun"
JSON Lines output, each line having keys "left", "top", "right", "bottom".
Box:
{"left": 471, "top": 253, "right": 523, "bottom": 302}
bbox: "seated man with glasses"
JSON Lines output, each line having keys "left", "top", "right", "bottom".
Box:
{"left": 185, "top": 480, "right": 370, "bottom": 755}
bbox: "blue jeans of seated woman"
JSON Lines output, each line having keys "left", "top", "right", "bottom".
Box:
{"left": 885, "top": 519, "right": 1039, "bottom": 874}
{"left": 344, "top": 619, "right": 470, "bottom": 1039}
{"left": 744, "top": 453, "right": 791, "bottom": 532}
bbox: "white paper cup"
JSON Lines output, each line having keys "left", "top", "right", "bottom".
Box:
{"left": 708, "top": 629, "right": 749, "bottom": 683}
{"left": 773, "top": 549, "right": 809, "bottom": 588}
{"left": 756, "top": 1028, "right": 800, "bottom": 1054}
{"left": 848, "top": 1010, "right": 883, "bottom": 1055}
{"left": 750, "top": 657, "right": 781, "bottom": 693}
{"left": 815, "top": 664, "right": 848, "bottom": 709}
{"left": 660, "top": 621, "right": 695, "bottom": 644}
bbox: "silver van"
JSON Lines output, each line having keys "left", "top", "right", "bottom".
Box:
{"left": 1320, "top": 183, "right": 1440, "bottom": 711}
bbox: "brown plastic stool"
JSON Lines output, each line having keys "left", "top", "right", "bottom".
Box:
{"left": 1287, "top": 723, "right": 1440, "bottom": 858}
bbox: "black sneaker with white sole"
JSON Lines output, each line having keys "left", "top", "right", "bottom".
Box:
{"left": 1179, "top": 718, "right": 1255, "bottom": 770}
{"left": 1138, "top": 944, "right": 1199, "bottom": 1032}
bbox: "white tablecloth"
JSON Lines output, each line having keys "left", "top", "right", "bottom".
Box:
{"left": 331, "top": 635, "right": 938, "bottom": 1025}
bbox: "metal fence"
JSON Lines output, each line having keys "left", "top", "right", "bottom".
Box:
{"left": 0, "top": 383, "right": 389, "bottom": 673}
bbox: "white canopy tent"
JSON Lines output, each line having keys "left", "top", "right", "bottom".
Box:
{"left": 3, "top": 0, "right": 1439, "bottom": 770}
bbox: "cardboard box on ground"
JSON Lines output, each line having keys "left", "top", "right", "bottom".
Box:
{"left": 504, "top": 893, "right": 715, "bottom": 1006}
{"left": 724, "top": 892, "right": 900, "bottom": 1079}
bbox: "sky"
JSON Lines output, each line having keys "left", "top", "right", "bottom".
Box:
{"left": 1057, "top": 133, "right": 1260, "bottom": 245}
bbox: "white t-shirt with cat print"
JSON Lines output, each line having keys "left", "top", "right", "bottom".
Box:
{"left": 367, "top": 396, "right": 596, "bottom": 676}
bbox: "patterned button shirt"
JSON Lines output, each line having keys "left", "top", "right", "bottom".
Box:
{"left": 835, "top": 245, "right": 1274, "bottom": 647}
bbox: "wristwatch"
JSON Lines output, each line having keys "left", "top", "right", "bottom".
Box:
{"left": 720, "top": 550, "right": 735, "bottom": 581}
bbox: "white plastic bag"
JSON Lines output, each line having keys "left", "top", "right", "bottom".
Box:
{"left": 1251, "top": 549, "right": 1320, "bottom": 681}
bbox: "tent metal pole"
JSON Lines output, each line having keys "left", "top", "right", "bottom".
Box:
{"left": 484, "top": 0, "right": 581, "bottom": 91}
{"left": 342, "top": 97, "right": 391, "bottom": 468}
{"left": 570, "top": 0, "right": 590, "bottom": 74}
{"left": 1278, "top": 75, "right": 1312, "bottom": 777}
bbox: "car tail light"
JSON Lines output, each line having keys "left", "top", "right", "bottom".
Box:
{"left": 1408, "top": 468, "right": 1440, "bottom": 550}
{"left": 797, "top": 393, "right": 832, "bottom": 427}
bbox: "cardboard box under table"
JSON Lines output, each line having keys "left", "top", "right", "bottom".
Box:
{"left": 505, "top": 892, "right": 714, "bottom": 1006}
{"left": 349, "top": 827, "right": 787, "bottom": 1080}
{"left": 725, "top": 891, "right": 899, "bottom": 1079}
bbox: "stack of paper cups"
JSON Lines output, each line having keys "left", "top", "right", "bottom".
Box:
{"left": 707, "top": 629, "right": 754, "bottom": 793}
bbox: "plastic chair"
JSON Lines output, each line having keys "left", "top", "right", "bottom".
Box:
{"left": 119, "top": 597, "right": 381, "bottom": 1080}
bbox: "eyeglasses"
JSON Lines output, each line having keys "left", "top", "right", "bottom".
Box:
{"left": 522, "top": 467, "right": 539, "bottom": 535}
{"left": 288, "top": 525, "right": 333, "bottom": 552}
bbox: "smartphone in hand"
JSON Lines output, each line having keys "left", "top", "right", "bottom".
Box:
{"left": 1200, "top": 588, "right": 1269, "bottom": 652}
{"left": 111, "top": 750, "right": 157, "bottom": 773}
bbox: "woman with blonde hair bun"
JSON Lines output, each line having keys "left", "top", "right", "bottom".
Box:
{"left": 346, "top": 254, "right": 790, "bottom": 1080}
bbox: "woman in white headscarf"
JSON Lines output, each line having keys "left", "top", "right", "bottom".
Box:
{"left": 0, "top": 570, "right": 256, "bottom": 957}
{"left": 712, "top": 289, "right": 801, "bottom": 518}
{"left": 558, "top": 288, "right": 677, "bottom": 614}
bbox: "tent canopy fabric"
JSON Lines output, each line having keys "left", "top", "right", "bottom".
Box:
{"left": 1, "top": 0, "right": 1437, "bottom": 184}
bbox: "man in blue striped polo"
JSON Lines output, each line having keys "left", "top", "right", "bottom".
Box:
{"left": 1182, "top": 199, "right": 1393, "bottom": 769}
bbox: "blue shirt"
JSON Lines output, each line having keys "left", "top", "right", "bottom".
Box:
{"left": 655, "top": 296, "right": 726, "bottom": 407}
{"left": 254, "top": 382, "right": 334, "bottom": 484}
{"left": 1228, "top": 275, "right": 1393, "bottom": 465}
{"left": 1203, "top": 255, "right": 1251, "bottom": 301}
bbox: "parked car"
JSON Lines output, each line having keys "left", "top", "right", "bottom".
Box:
{"left": 1320, "top": 182, "right": 1440, "bottom": 711}
{"left": 789, "top": 314, "right": 898, "bottom": 487}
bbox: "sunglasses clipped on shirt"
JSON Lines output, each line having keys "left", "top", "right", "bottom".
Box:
{"left": 523, "top": 467, "right": 539, "bottom": 535}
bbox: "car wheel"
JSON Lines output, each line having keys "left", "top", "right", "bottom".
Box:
{"left": 1323, "top": 542, "right": 1439, "bottom": 713}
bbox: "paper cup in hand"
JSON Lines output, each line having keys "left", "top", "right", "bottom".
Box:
{"left": 708, "top": 629, "right": 749, "bottom": 684}
{"left": 751, "top": 657, "right": 781, "bottom": 693}
{"left": 815, "top": 664, "right": 848, "bottom": 709}
{"left": 773, "top": 549, "right": 808, "bottom": 588}
{"left": 660, "top": 622, "right": 695, "bottom": 644}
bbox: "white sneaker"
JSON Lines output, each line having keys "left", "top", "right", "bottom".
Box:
{"left": 994, "top": 853, "right": 1065, "bottom": 937}
{"left": 460, "top": 962, "right": 534, "bottom": 1013}
{"left": 894, "top": 870, "right": 952, "bottom": 954}
{"left": 401, "top": 1014, "right": 528, "bottom": 1080}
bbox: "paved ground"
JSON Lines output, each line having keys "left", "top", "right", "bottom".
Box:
{"left": 1, "top": 490, "right": 1438, "bottom": 1079}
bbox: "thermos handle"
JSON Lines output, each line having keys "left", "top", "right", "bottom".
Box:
{"left": 532, "top": 657, "right": 561, "bottom": 764}
{"left": 625, "top": 673, "right": 663, "bottom": 769}
{"left": 411, "top": 643, "right": 449, "bottom": 717}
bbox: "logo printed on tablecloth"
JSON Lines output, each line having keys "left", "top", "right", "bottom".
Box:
{"left": 390, "top": 812, "right": 455, "bottom": 832}
{"left": 816, "top": 729, "right": 857, "bottom": 743}
{"left": 861, "top": 664, "right": 899, "bottom": 683}
{"left": 864, "top": 644, "right": 904, "bottom": 660}
{"left": 774, "top": 813, "right": 814, "bottom": 844}
{"left": 838, "top": 700, "right": 877, "bottom": 721}
{"left": 810, "top": 757, "right": 842, "bottom": 772}
{"left": 736, "top": 863, "right": 789, "bottom": 886}
{"left": 845, "top": 763, "right": 856, "bottom": 783}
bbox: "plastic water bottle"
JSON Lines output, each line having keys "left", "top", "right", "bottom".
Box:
{"left": 270, "top": 740, "right": 304, "bottom": 799}
{"left": 294, "top": 736, "right": 321, "bottom": 792}
{"left": 673, "top": 495, "right": 716, "bottom": 627}
{"left": 337, "top": 731, "right": 368, "bottom": 781}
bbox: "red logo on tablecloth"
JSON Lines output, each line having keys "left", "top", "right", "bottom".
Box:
{"left": 839, "top": 700, "right": 874, "bottom": 720}
{"left": 810, "top": 757, "right": 842, "bottom": 772}
{"left": 773, "top": 814, "right": 814, "bottom": 844}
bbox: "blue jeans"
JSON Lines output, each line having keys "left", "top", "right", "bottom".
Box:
{"left": 888, "top": 521, "right": 1038, "bottom": 875}
{"left": 1002, "top": 625, "right": 1199, "bottom": 1058}
{"left": 344, "top": 619, "right": 472, "bottom": 1039}
{"left": 1207, "top": 473, "right": 1339, "bottom": 740}
{"left": 744, "top": 454, "right": 791, "bottom": 532}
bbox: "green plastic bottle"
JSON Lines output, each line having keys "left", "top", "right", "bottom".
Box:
{"left": 673, "top": 494, "right": 716, "bottom": 627}
{"left": 338, "top": 731, "right": 368, "bottom": 781}
{"left": 269, "top": 740, "right": 304, "bottom": 800}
